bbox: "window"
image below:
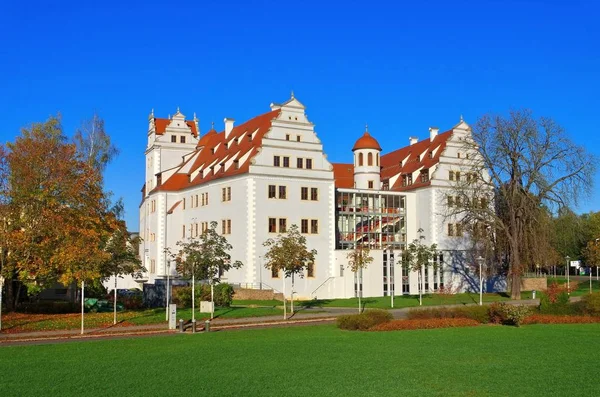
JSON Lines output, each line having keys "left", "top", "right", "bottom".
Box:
{"left": 269, "top": 218, "right": 277, "bottom": 233}
{"left": 448, "top": 223, "right": 454, "bottom": 237}
{"left": 306, "top": 159, "right": 312, "bottom": 169}
{"left": 449, "top": 171, "right": 455, "bottom": 181}
{"left": 182, "top": 198, "right": 186, "bottom": 210}
{"left": 301, "top": 187, "right": 309, "bottom": 200}
{"left": 297, "top": 158, "right": 303, "bottom": 168}
{"left": 457, "top": 152, "right": 461, "bottom": 159}
{"left": 296, "top": 135, "right": 301, "bottom": 142}
{"left": 182, "top": 225, "right": 186, "bottom": 238}
{"left": 402, "top": 174, "right": 412, "bottom": 186}
{"left": 301, "top": 219, "right": 309, "bottom": 234}
{"left": 455, "top": 171, "right": 461, "bottom": 181}
{"left": 368, "top": 181, "right": 374, "bottom": 189}
{"left": 271, "top": 266, "right": 279, "bottom": 278}
{"left": 376, "top": 153, "right": 380, "bottom": 166}
{"left": 279, "top": 185, "right": 287, "bottom": 199}
{"left": 311, "top": 219, "right": 319, "bottom": 234}
{"left": 368, "top": 152, "right": 373, "bottom": 166}
{"left": 221, "top": 219, "right": 231, "bottom": 234}
{"left": 268, "top": 185, "right": 276, "bottom": 198}
{"left": 420, "top": 169, "right": 429, "bottom": 182}
{"left": 382, "top": 180, "right": 389, "bottom": 190}
{"left": 428, "top": 152, "right": 433, "bottom": 159}
{"left": 279, "top": 218, "right": 287, "bottom": 233}
{"left": 340, "top": 264, "right": 344, "bottom": 277}
{"left": 180, "top": 136, "right": 186, "bottom": 143}
{"left": 171, "top": 135, "right": 177, "bottom": 143}
{"left": 150, "top": 259, "right": 156, "bottom": 273}
{"left": 269, "top": 185, "right": 286, "bottom": 199}
{"left": 283, "top": 157, "right": 290, "bottom": 168}
{"left": 195, "top": 223, "right": 199, "bottom": 237}
{"left": 358, "top": 153, "right": 364, "bottom": 166}
{"left": 233, "top": 160, "right": 239, "bottom": 170}
{"left": 447, "top": 196, "right": 454, "bottom": 207}
{"left": 222, "top": 187, "right": 231, "bottom": 202}
{"left": 151, "top": 200, "right": 156, "bottom": 212}
{"left": 310, "top": 188, "right": 318, "bottom": 201}
{"left": 202, "top": 222, "right": 208, "bottom": 233}
{"left": 273, "top": 156, "right": 281, "bottom": 167}
{"left": 285, "top": 134, "right": 290, "bottom": 141}
{"left": 307, "top": 262, "right": 315, "bottom": 278}
{"left": 448, "top": 223, "right": 463, "bottom": 237}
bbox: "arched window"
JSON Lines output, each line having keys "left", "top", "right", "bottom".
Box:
{"left": 358, "top": 153, "right": 364, "bottom": 166}
{"left": 368, "top": 152, "right": 373, "bottom": 166}
{"left": 376, "top": 153, "right": 379, "bottom": 166}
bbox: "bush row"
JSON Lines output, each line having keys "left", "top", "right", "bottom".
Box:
{"left": 407, "top": 306, "right": 491, "bottom": 324}
{"left": 371, "top": 318, "right": 480, "bottom": 331}
{"left": 171, "top": 283, "right": 234, "bottom": 308}
{"left": 337, "top": 310, "right": 393, "bottom": 331}
{"left": 522, "top": 315, "right": 600, "bottom": 325}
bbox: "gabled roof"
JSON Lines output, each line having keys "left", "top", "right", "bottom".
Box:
{"left": 154, "top": 118, "right": 198, "bottom": 137}
{"left": 152, "top": 109, "right": 280, "bottom": 193}
{"left": 333, "top": 129, "right": 453, "bottom": 191}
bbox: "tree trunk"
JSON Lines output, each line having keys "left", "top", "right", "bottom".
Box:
{"left": 510, "top": 239, "right": 522, "bottom": 300}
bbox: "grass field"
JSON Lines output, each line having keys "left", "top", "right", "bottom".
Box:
{"left": 1, "top": 324, "right": 599, "bottom": 396}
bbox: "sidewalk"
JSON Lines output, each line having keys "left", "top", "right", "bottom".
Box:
{"left": 0, "top": 297, "right": 557, "bottom": 345}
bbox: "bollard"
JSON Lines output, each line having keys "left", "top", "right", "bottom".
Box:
{"left": 205, "top": 320, "right": 210, "bottom": 332}
{"left": 192, "top": 319, "right": 197, "bottom": 333}
{"left": 179, "top": 319, "right": 184, "bottom": 333}
{"left": 532, "top": 290, "right": 536, "bottom": 299}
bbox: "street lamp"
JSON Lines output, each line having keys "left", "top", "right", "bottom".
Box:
{"left": 165, "top": 260, "right": 171, "bottom": 321}
{"left": 566, "top": 255, "right": 571, "bottom": 295}
{"left": 477, "top": 256, "right": 485, "bottom": 306}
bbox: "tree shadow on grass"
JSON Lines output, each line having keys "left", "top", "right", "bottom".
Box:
{"left": 297, "top": 299, "right": 332, "bottom": 309}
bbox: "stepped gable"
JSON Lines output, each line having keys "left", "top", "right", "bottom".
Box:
{"left": 154, "top": 109, "right": 281, "bottom": 192}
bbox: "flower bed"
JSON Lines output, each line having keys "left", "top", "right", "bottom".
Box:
{"left": 370, "top": 318, "right": 480, "bottom": 331}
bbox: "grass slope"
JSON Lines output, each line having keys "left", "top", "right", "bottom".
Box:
{"left": 1, "top": 324, "right": 599, "bottom": 396}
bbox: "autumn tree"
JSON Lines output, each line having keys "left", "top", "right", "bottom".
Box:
{"left": 174, "top": 221, "right": 242, "bottom": 320}
{"left": 346, "top": 245, "right": 374, "bottom": 313}
{"left": 449, "top": 109, "right": 596, "bottom": 299}
{"left": 403, "top": 229, "right": 437, "bottom": 306}
{"left": 263, "top": 224, "right": 316, "bottom": 319}
{"left": 0, "top": 115, "right": 120, "bottom": 309}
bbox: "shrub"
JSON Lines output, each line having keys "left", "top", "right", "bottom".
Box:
{"left": 337, "top": 309, "right": 393, "bottom": 331}
{"left": 581, "top": 292, "right": 600, "bottom": 316}
{"left": 213, "top": 283, "right": 234, "bottom": 307}
{"left": 171, "top": 283, "right": 234, "bottom": 308}
{"left": 488, "top": 303, "right": 531, "bottom": 327}
{"left": 523, "top": 314, "right": 600, "bottom": 325}
{"left": 371, "top": 318, "right": 480, "bottom": 331}
{"left": 407, "top": 306, "right": 490, "bottom": 324}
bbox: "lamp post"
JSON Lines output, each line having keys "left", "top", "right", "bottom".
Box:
{"left": 566, "top": 255, "right": 571, "bottom": 295}
{"left": 477, "top": 256, "right": 485, "bottom": 306}
{"left": 0, "top": 275, "right": 4, "bottom": 331}
{"left": 165, "top": 260, "right": 171, "bottom": 321}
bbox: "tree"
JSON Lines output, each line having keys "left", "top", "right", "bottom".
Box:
{"left": 449, "top": 110, "right": 596, "bottom": 299}
{"left": 403, "top": 229, "right": 437, "bottom": 306}
{"left": 263, "top": 224, "right": 316, "bottom": 319}
{"left": 0, "top": 115, "right": 119, "bottom": 309}
{"left": 346, "top": 245, "right": 374, "bottom": 313}
{"left": 101, "top": 216, "right": 143, "bottom": 324}
{"left": 73, "top": 113, "right": 119, "bottom": 174}
{"left": 174, "top": 221, "right": 242, "bottom": 320}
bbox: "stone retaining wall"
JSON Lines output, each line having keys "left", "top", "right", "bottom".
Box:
{"left": 233, "top": 288, "right": 284, "bottom": 301}
{"left": 521, "top": 277, "right": 548, "bottom": 291}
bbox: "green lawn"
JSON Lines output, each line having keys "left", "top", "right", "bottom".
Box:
{"left": 299, "top": 291, "right": 536, "bottom": 310}
{"left": 1, "top": 324, "right": 599, "bottom": 396}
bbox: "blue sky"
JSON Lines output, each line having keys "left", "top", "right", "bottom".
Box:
{"left": 1, "top": 0, "right": 599, "bottom": 229}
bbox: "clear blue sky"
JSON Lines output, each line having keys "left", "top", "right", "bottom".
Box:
{"left": 1, "top": 0, "right": 599, "bottom": 230}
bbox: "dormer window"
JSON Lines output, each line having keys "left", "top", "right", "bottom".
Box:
{"left": 420, "top": 169, "right": 429, "bottom": 182}
{"left": 428, "top": 152, "right": 433, "bottom": 159}
{"left": 233, "top": 160, "right": 239, "bottom": 170}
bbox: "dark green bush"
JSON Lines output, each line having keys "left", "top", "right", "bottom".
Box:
{"left": 539, "top": 293, "right": 579, "bottom": 315}
{"left": 17, "top": 301, "right": 79, "bottom": 314}
{"left": 171, "top": 283, "right": 234, "bottom": 308}
{"left": 488, "top": 303, "right": 531, "bottom": 327}
{"left": 337, "top": 309, "right": 393, "bottom": 331}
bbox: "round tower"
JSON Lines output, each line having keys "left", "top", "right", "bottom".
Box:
{"left": 352, "top": 125, "right": 382, "bottom": 189}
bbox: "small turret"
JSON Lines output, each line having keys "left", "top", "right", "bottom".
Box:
{"left": 352, "top": 124, "right": 382, "bottom": 189}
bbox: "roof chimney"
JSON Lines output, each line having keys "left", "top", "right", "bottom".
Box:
{"left": 409, "top": 136, "right": 418, "bottom": 145}
{"left": 429, "top": 127, "right": 439, "bottom": 141}
{"left": 224, "top": 118, "right": 235, "bottom": 139}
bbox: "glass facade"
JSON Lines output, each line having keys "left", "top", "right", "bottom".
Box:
{"left": 336, "top": 190, "right": 407, "bottom": 250}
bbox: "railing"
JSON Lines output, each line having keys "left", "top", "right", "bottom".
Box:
{"left": 311, "top": 277, "right": 334, "bottom": 298}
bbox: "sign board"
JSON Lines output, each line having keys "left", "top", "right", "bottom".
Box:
{"left": 200, "top": 301, "right": 214, "bottom": 313}
{"left": 570, "top": 260, "right": 581, "bottom": 269}
{"left": 168, "top": 304, "right": 177, "bottom": 330}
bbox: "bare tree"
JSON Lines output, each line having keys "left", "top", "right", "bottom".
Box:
{"left": 73, "top": 113, "right": 119, "bottom": 174}
{"left": 346, "top": 245, "right": 374, "bottom": 313}
{"left": 448, "top": 109, "right": 596, "bottom": 299}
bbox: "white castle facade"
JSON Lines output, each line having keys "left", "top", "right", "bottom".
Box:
{"left": 138, "top": 94, "right": 492, "bottom": 299}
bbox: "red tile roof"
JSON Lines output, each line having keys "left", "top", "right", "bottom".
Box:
{"left": 333, "top": 129, "right": 453, "bottom": 191}
{"left": 154, "top": 118, "right": 198, "bottom": 137}
{"left": 152, "top": 109, "right": 280, "bottom": 193}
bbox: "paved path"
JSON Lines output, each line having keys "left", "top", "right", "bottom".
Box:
{"left": 1, "top": 297, "right": 573, "bottom": 346}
